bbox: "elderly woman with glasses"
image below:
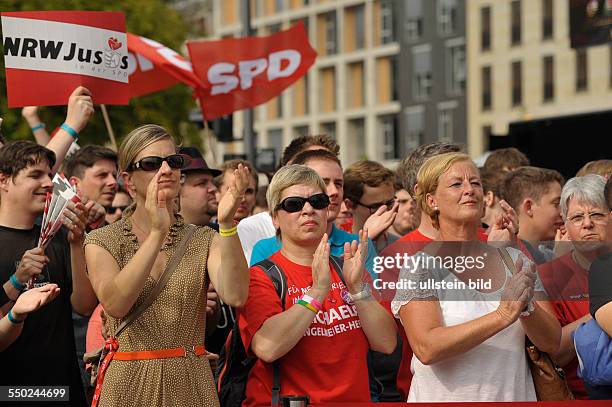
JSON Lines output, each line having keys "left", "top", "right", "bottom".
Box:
{"left": 236, "top": 164, "right": 397, "bottom": 406}
{"left": 392, "top": 152, "right": 560, "bottom": 402}
{"left": 538, "top": 174, "right": 610, "bottom": 399}
{"left": 84, "top": 124, "right": 251, "bottom": 407}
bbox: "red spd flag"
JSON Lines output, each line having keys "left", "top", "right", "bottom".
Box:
{"left": 187, "top": 22, "right": 317, "bottom": 120}
{"left": 127, "top": 33, "right": 204, "bottom": 98}
{"left": 1, "top": 11, "right": 129, "bottom": 107}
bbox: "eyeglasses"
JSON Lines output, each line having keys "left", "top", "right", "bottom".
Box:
{"left": 357, "top": 198, "right": 396, "bottom": 214}
{"left": 105, "top": 205, "right": 128, "bottom": 214}
{"left": 567, "top": 211, "right": 609, "bottom": 227}
{"left": 275, "top": 193, "right": 330, "bottom": 213}
{"left": 128, "top": 154, "right": 185, "bottom": 172}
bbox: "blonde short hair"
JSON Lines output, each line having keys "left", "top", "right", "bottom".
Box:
{"left": 119, "top": 124, "right": 174, "bottom": 173}
{"left": 267, "top": 165, "right": 326, "bottom": 215}
{"left": 416, "top": 152, "right": 473, "bottom": 229}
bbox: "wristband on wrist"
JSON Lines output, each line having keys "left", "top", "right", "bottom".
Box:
{"left": 301, "top": 294, "right": 322, "bottom": 312}
{"left": 7, "top": 309, "right": 25, "bottom": 324}
{"left": 30, "top": 123, "right": 45, "bottom": 132}
{"left": 348, "top": 283, "right": 372, "bottom": 302}
{"left": 219, "top": 225, "right": 238, "bottom": 237}
{"left": 60, "top": 123, "right": 79, "bottom": 140}
{"left": 297, "top": 299, "right": 318, "bottom": 314}
{"left": 9, "top": 274, "right": 24, "bottom": 292}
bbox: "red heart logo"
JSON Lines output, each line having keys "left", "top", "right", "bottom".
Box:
{"left": 108, "top": 37, "right": 122, "bottom": 50}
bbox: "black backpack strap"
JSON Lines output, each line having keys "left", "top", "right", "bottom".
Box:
{"left": 253, "top": 258, "right": 286, "bottom": 406}
{"left": 329, "top": 255, "right": 346, "bottom": 285}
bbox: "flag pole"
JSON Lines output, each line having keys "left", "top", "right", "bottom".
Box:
{"left": 242, "top": 0, "right": 256, "bottom": 165}
{"left": 100, "top": 104, "right": 118, "bottom": 151}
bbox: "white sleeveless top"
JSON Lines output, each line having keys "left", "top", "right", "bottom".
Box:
{"left": 391, "top": 248, "right": 541, "bottom": 402}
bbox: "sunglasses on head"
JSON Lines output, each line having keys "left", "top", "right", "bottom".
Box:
{"left": 275, "top": 193, "right": 330, "bottom": 213}
{"left": 105, "top": 205, "right": 128, "bottom": 214}
{"left": 128, "top": 154, "right": 185, "bottom": 172}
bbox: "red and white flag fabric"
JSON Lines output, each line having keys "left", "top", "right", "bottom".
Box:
{"left": 187, "top": 22, "right": 317, "bottom": 120}
{"left": 1, "top": 11, "right": 129, "bottom": 107}
{"left": 127, "top": 33, "right": 204, "bottom": 98}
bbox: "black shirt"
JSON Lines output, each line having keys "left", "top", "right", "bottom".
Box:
{"left": 590, "top": 252, "right": 612, "bottom": 318}
{"left": 0, "top": 225, "right": 86, "bottom": 406}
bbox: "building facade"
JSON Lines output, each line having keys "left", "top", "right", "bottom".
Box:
{"left": 213, "top": 0, "right": 403, "bottom": 166}
{"left": 467, "top": 0, "right": 612, "bottom": 157}
{"left": 398, "top": 0, "right": 467, "bottom": 154}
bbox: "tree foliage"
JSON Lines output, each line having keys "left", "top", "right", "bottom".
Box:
{"left": 0, "top": 0, "right": 201, "bottom": 148}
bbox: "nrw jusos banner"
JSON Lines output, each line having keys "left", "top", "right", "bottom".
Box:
{"left": 1, "top": 11, "right": 129, "bottom": 107}
{"left": 187, "top": 22, "right": 317, "bottom": 120}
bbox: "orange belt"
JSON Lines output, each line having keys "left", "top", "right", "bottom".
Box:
{"left": 113, "top": 344, "right": 206, "bottom": 361}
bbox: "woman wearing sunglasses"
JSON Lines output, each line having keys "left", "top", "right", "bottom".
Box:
{"left": 238, "top": 165, "right": 397, "bottom": 406}
{"left": 84, "top": 124, "right": 251, "bottom": 407}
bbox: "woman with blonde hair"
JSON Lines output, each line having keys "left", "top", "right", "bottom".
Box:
{"left": 392, "top": 152, "right": 560, "bottom": 402}
{"left": 84, "top": 124, "right": 251, "bottom": 406}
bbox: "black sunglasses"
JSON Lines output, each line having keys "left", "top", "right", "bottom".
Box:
{"left": 357, "top": 198, "right": 396, "bottom": 213}
{"left": 275, "top": 193, "right": 330, "bottom": 213}
{"left": 128, "top": 154, "right": 185, "bottom": 172}
{"left": 105, "top": 205, "right": 128, "bottom": 214}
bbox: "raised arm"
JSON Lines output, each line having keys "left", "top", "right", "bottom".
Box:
{"left": 397, "top": 263, "right": 534, "bottom": 365}
{"left": 342, "top": 229, "right": 396, "bottom": 354}
{"left": 85, "top": 169, "right": 170, "bottom": 319}
{"left": 46, "top": 86, "right": 94, "bottom": 174}
{"left": 207, "top": 164, "right": 251, "bottom": 307}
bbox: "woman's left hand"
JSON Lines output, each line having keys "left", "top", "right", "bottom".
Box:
{"left": 63, "top": 201, "right": 92, "bottom": 242}
{"left": 217, "top": 164, "right": 250, "bottom": 227}
{"left": 342, "top": 229, "right": 369, "bottom": 293}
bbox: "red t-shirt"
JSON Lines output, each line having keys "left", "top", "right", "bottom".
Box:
{"left": 238, "top": 251, "right": 371, "bottom": 406}
{"left": 537, "top": 253, "right": 590, "bottom": 400}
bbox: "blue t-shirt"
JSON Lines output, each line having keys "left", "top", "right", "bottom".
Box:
{"left": 249, "top": 224, "right": 379, "bottom": 280}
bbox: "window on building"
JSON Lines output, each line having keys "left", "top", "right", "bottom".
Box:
{"left": 326, "top": 11, "right": 337, "bottom": 55}
{"left": 275, "top": 0, "right": 284, "bottom": 12}
{"left": 446, "top": 39, "right": 466, "bottom": 95}
{"left": 346, "top": 5, "right": 365, "bottom": 51}
{"left": 413, "top": 45, "right": 432, "bottom": 100}
{"left": 438, "top": 0, "right": 458, "bottom": 36}
{"left": 320, "top": 121, "right": 336, "bottom": 140}
{"left": 252, "top": 0, "right": 263, "bottom": 17}
{"left": 381, "top": 115, "right": 400, "bottom": 160}
{"left": 381, "top": 0, "right": 396, "bottom": 44}
{"left": 542, "top": 0, "right": 554, "bottom": 40}
{"left": 511, "top": 60, "right": 522, "bottom": 106}
{"left": 543, "top": 55, "right": 555, "bottom": 102}
{"left": 405, "top": 107, "right": 424, "bottom": 151}
{"left": 511, "top": 1, "right": 521, "bottom": 46}
{"left": 576, "top": 49, "right": 588, "bottom": 92}
{"left": 391, "top": 55, "right": 399, "bottom": 101}
{"left": 268, "top": 129, "right": 283, "bottom": 163}
{"left": 319, "top": 67, "right": 336, "bottom": 112}
{"left": 481, "top": 6, "right": 491, "bottom": 51}
{"left": 347, "top": 62, "right": 365, "bottom": 107}
{"left": 438, "top": 103, "right": 456, "bottom": 143}
{"left": 481, "top": 65, "right": 492, "bottom": 111}
{"left": 405, "top": 0, "right": 423, "bottom": 42}
{"left": 348, "top": 118, "right": 366, "bottom": 161}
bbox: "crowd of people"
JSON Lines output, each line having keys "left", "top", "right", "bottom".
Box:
{"left": 0, "top": 86, "right": 611, "bottom": 406}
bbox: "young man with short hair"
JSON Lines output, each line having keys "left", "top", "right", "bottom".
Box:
{"left": 62, "top": 145, "right": 118, "bottom": 208}
{"left": 0, "top": 141, "right": 97, "bottom": 406}
{"left": 343, "top": 160, "right": 398, "bottom": 252}
{"left": 500, "top": 166, "right": 565, "bottom": 263}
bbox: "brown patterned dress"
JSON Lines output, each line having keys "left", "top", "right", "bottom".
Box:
{"left": 84, "top": 206, "right": 219, "bottom": 407}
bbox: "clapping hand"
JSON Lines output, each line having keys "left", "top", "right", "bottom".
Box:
{"left": 310, "top": 233, "right": 331, "bottom": 298}
{"left": 217, "top": 164, "right": 250, "bottom": 228}
{"left": 363, "top": 202, "right": 398, "bottom": 240}
{"left": 342, "top": 229, "right": 369, "bottom": 294}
